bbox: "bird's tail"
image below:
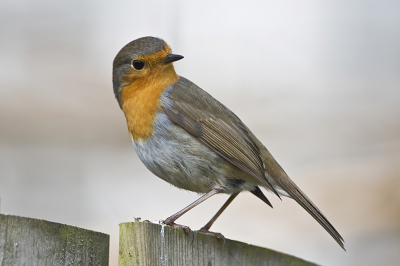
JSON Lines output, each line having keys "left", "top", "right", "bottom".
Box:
{"left": 277, "top": 176, "right": 346, "bottom": 250}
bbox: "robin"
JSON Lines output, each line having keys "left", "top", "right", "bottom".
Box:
{"left": 112, "top": 36, "right": 345, "bottom": 250}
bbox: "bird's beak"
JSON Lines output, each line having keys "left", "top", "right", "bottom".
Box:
{"left": 163, "top": 54, "right": 184, "bottom": 64}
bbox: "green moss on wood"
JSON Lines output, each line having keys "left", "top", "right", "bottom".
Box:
{"left": 0, "top": 214, "right": 110, "bottom": 266}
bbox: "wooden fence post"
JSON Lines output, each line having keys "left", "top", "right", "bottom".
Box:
{"left": 0, "top": 214, "right": 109, "bottom": 266}
{"left": 119, "top": 219, "right": 317, "bottom": 266}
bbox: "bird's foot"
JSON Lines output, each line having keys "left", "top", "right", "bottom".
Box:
{"left": 198, "top": 227, "right": 226, "bottom": 242}
{"left": 162, "top": 219, "right": 193, "bottom": 235}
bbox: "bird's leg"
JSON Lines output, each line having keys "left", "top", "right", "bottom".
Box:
{"left": 198, "top": 192, "right": 239, "bottom": 240}
{"left": 163, "top": 187, "right": 222, "bottom": 234}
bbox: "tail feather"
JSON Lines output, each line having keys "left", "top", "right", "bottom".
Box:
{"left": 270, "top": 167, "right": 346, "bottom": 251}
{"left": 275, "top": 176, "right": 345, "bottom": 250}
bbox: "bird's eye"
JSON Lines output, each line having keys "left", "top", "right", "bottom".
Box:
{"left": 132, "top": 60, "right": 145, "bottom": 70}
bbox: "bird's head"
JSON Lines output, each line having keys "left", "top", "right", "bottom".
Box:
{"left": 112, "top": 36, "right": 183, "bottom": 108}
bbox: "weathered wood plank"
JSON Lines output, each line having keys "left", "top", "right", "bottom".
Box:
{"left": 119, "top": 219, "right": 317, "bottom": 266}
{"left": 0, "top": 214, "right": 109, "bottom": 266}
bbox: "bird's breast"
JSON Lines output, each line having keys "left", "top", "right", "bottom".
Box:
{"left": 120, "top": 69, "right": 179, "bottom": 142}
{"left": 121, "top": 88, "right": 160, "bottom": 141}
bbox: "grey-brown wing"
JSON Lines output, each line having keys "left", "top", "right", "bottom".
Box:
{"left": 163, "top": 100, "right": 280, "bottom": 198}
{"left": 163, "top": 78, "right": 345, "bottom": 249}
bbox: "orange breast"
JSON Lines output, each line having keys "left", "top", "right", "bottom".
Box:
{"left": 120, "top": 65, "right": 179, "bottom": 141}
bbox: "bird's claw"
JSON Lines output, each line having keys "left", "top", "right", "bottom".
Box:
{"left": 198, "top": 227, "right": 226, "bottom": 244}
{"left": 162, "top": 219, "right": 194, "bottom": 240}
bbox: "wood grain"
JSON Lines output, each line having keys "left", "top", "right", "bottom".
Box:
{"left": 0, "top": 214, "right": 109, "bottom": 266}
{"left": 119, "top": 219, "right": 317, "bottom": 266}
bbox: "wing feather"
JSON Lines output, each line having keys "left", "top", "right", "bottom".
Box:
{"left": 162, "top": 78, "right": 345, "bottom": 249}
{"left": 164, "top": 102, "right": 280, "bottom": 198}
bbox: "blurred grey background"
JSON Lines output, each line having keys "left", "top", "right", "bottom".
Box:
{"left": 1, "top": 0, "right": 399, "bottom": 265}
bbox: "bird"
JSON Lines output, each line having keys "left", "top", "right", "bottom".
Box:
{"left": 112, "top": 36, "right": 345, "bottom": 250}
